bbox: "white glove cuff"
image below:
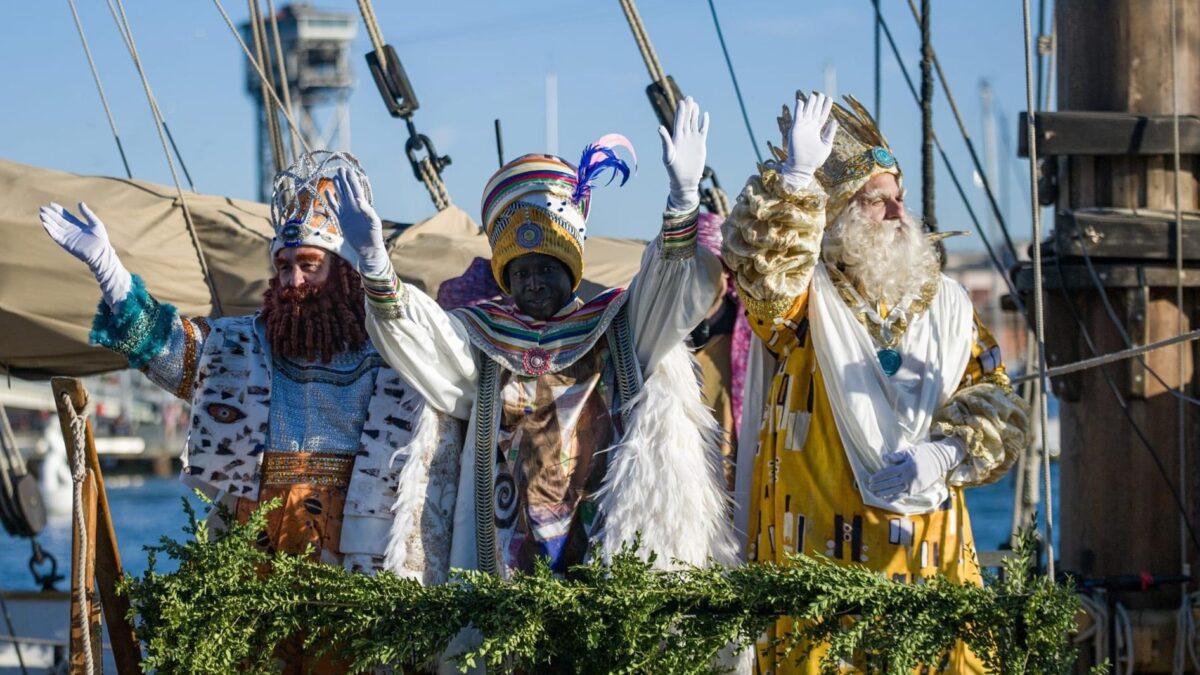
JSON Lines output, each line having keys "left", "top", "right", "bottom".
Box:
{"left": 667, "top": 189, "right": 700, "bottom": 213}
{"left": 92, "top": 249, "right": 133, "bottom": 309}
{"left": 358, "top": 253, "right": 394, "bottom": 282}
{"left": 780, "top": 168, "right": 816, "bottom": 191}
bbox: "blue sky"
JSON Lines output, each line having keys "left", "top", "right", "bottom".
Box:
{"left": 2, "top": 1, "right": 1045, "bottom": 251}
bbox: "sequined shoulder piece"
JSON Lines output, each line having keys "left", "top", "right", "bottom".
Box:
{"left": 453, "top": 287, "right": 628, "bottom": 376}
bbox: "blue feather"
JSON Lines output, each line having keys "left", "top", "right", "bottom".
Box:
{"left": 571, "top": 144, "right": 631, "bottom": 205}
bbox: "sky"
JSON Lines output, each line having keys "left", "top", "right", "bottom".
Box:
{"left": 0, "top": 1, "right": 1049, "bottom": 254}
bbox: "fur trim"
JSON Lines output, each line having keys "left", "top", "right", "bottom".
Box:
{"left": 384, "top": 403, "right": 461, "bottom": 585}
{"left": 593, "top": 342, "right": 739, "bottom": 568}
{"left": 89, "top": 274, "right": 177, "bottom": 369}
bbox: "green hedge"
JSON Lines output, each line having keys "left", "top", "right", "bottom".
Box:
{"left": 117, "top": 498, "right": 1084, "bottom": 674}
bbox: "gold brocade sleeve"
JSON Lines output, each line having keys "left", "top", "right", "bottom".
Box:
{"left": 935, "top": 313, "right": 1031, "bottom": 487}
{"left": 721, "top": 168, "right": 826, "bottom": 328}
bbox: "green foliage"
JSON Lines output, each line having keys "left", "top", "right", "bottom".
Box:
{"left": 118, "top": 498, "right": 1082, "bottom": 673}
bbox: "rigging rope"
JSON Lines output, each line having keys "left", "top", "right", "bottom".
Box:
{"left": 104, "top": 0, "right": 195, "bottom": 192}
{"left": 1050, "top": 254, "right": 1200, "bottom": 553}
{"left": 356, "top": 0, "right": 387, "bottom": 62}
{"left": 246, "top": 0, "right": 285, "bottom": 172}
{"left": 212, "top": 0, "right": 311, "bottom": 156}
{"left": 901, "top": 0, "right": 1020, "bottom": 262}
{"left": 1020, "top": 0, "right": 1054, "bottom": 580}
{"left": 62, "top": 392, "right": 95, "bottom": 675}
{"left": 1170, "top": 3, "right": 1192, "bottom": 670}
{"left": 705, "top": 0, "right": 761, "bottom": 164}
{"left": 247, "top": 0, "right": 286, "bottom": 177}
{"left": 66, "top": 0, "right": 132, "bottom": 180}
{"left": 352, "top": 0, "right": 452, "bottom": 210}
{"left": 616, "top": 0, "right": 669, "bottom": 97}
{"left": 1009, "top": 327, "right": 1200, "bottom": 385}
{"left": 875, "top": 14, "right": 1028, "bottom": 319}
{"left": 106, "top": 0, "right": 224, "bottom": 317}
{"left": 265, "top": 0, "right": 300, "bottom": 162}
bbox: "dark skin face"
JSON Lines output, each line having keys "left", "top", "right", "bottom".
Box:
{"left": 505, "top": 253, "right": 573, "bottom": 320}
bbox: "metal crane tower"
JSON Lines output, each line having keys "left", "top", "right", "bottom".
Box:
{"left": 241, "top": 3, "right": 357, "bottom": 201}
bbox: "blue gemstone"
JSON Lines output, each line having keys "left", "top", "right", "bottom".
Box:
{"left": 877, "top": 348, "right": 902, "bottom": 376}
{"left": 872, "top": 146, "right": 896, "bottom": 167}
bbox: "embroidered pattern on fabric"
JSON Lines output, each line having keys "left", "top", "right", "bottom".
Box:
{"left": 827, "top": 264, "right": 940, "bottom": 348}
{"left": 455, "top": 288, "right": 629, "bottom": 376}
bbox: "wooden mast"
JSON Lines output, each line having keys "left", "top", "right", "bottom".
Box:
{"left": 1019, "top": 1, "right": 1200, "bottom": 670}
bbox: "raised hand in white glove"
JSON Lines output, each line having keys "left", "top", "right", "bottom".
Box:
{"left": 38, "top": 202, "right": 132, "bottom": 308}
{"left": 867, "top": 437, "right": 965, "bottom": 501}
{"left": 332, "top": 167, "right": 390, "bottom": 278}
{"left": 780, "top": 91, "right": 839, "bottom": 190}
{"left": 658, "top": 96, "right": 709, "bottom": 212}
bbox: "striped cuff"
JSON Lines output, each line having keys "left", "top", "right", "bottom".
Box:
{"left": 660, "top": 206, "right": 699, "bottom": 260}
{"left": 362, "top": 268, "right": 409, "bottom": 319}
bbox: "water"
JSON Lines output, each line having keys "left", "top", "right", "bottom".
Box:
{"left": 2, "top": 477, "right": 202, "bottom": 591}
{"left": 1, "top": 466, "right": 1060, "bottom": 590}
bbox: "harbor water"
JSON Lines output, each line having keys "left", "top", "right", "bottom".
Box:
{"left": 0, "top": 466, "right": 1060, "bottom": 591}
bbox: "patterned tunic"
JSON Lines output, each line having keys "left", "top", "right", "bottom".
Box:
{"left": 722, "top": 169, "right": 1029, "bottom": 674}
{"left": 746, "top": 302, "right": 1004, "bottom": 674}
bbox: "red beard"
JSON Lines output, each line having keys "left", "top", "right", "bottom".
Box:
{"left": 260, "top": 256, "right": 369, "bottom": 363}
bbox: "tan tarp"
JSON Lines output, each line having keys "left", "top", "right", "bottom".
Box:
{"left": 0, "top": 159, "right": 647, "bottom": 378}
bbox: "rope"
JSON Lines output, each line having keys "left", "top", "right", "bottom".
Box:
{"left": 1051, "top": 254, "right": 1200, "bottom": 553}
{"left": 875, "top": 13, "right": 1028, "bottom": 319}
{"left": 103, "top": 0, "right": 194, "bottom": 192}
{"left": 872, "top": 0, "right": 882, "bottom": 122}
{"left": 0, "top": 591, "right": 27, "bottom": 675}
{"left": 211, "top": 0, "right": 311, "bottom": 155}
{"left": 246, "top": 0, "right": 286, "bottom": 175}
{"left": 1077, "top": 592, "right": 1135, "bottom": 674}
{"left": 417, "top": 156, "right": 452, "bottom": 211}
{"left": 705, "top": 0, "right": 761, "bottom": 164}
{"left": 1175, "top": 590, "right": 1200, "bottom": 672}
{"left": 617, "top": 0, "right": 675, "bottom": 110}
{"left": 919, "top": 0, "right": 935, "bottom": 230}
{"left": 61, "top": 392, "right": 95, "bottom": 675}
{"left": 66, "top": 0, "right": 132, "bottom": 180}
{"left": 1170, "top": 0, "right": 1191, "bottom": 625}
{"left": 1020, "top": 0, "right": 1054, "bottom": 580}
{"left": 106, "top": 0, "right": 224, "bottom": 317}
{"left": 1010, "top": 328, "right": 1200, "bottom": 385}
{"left": 902, "top": 0, "right": 1019, "bottom": 262}
{"left": 356, "top": 0, "right": 387, "bottom": 61}
{"left": 265, "top": 0, "right": 300, "bottom": 162}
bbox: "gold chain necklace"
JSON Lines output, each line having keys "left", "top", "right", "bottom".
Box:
{"left": 827, "top": 264, "right": 940, "bottom": 349}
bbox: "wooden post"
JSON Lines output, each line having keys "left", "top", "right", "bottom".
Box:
{"left": 1030, "top": 1, "right": 1200, "bottom": 671}
{"left": 53, "top": 377, "right": 143, "bottom": 674}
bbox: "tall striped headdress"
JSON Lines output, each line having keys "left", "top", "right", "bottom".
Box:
{"left": 481, "top": 135, "right": 635, "bottom": 294}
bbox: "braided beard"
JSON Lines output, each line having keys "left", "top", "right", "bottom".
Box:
{"left": 260, "top": 256, "right": 369, "bottom": 363}
{"left": 822, "top": 201, "right": 939, "bottom": 306}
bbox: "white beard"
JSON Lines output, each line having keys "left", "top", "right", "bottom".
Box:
{"left": 822, "top": 201, "right": 939, "bottom": 306}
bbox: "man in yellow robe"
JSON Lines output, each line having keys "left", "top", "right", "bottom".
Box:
{"left": 723, "top": 92, "right": 1030, "bottom": 673}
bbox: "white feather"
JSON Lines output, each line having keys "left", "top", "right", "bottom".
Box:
{"left": 594, "top": 342, "right": 739, "bottom": 568}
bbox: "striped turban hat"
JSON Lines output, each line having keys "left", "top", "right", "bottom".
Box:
{"left": 480, "top": 135, "right": 635, "bottom": 294}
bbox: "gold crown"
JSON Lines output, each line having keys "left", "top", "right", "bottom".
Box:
{"left": 768, "top": 93, "right": 900, "bottom": 222}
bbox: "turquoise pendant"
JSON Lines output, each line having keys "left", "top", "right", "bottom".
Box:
{"left": 877, "top": 348, "right": 902, "bottom": 376}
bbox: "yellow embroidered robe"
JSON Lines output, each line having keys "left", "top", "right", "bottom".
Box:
{"left": 723, "top": 169, "right": 1029, "bottom": 674}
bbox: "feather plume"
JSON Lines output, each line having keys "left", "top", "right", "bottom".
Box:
{"left": 593, "top": 342, "right": 739, "bottom": 569}
{"left": 571, "top": 133, "right": 637, "bottom": 205}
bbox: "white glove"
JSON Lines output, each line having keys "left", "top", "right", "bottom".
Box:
{"left": 780, "top": 92, "right": 839, "bottom": 190}
{"left": 39, "top": 202, "right": 132, "bottom": 308}
{"left": 658, "top": 96, "right": 709, "bottom": 212}
{"left": 332, "top": 167, "right": 391, "bottom": 278}
{"left": 867, "top": 438, "right": 965, "bottom": 501}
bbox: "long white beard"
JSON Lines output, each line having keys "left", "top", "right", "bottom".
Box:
{"left": 822, "top": 202, "right": 939, "bottom": 306}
